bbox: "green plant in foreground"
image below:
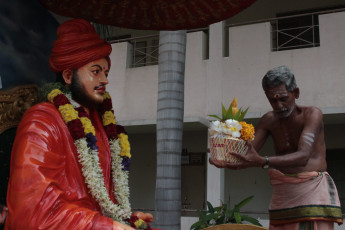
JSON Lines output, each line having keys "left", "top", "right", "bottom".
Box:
{"left": 190, "top": 196, "right": 262, "bottom": 230}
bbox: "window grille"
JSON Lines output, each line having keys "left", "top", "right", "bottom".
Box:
{"left": 130, "top": 37, "right": 159, "bottom": 68}
{"left": 271, "top": 14, "right": 320, "bottom": 51}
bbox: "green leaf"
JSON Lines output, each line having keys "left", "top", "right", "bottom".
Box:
{"left": 234, "top": 211, "right": 242, "bottom": 223}
{"left": 222, "top": 104, "right": 227, "bottom": 120}
{"left": 241, "top": 215, "right": 263, "bottom": 226}
{"left": 233, "top": 108, "right": 242, "bottom": 121}
{"left": 190, "top": 220, "right": 204, "bottom": 230}
{"left": 208, "top": 115, "right": 222, "bottom": 120}
{"left": 205, "top": 213, "right": 221, "bottom": 221}
{"left": 225, "top": 208, "right": 233, "bottom": 220}
{"left": 213, "top": 206, "right": 222, "bottom": 212}
{"left": 225, "top": 104, "right": 233, "bottom": 120}
{"left": 198, "top": 210, "right": 207, "bottom": 220}
{"left": 207, "top": 201, "right": 214, "bottom": 213}
{"left": 238, "top": 107, "right": 249, "bottom": 121}
{"left": 236, "top": 196, "right": 254, "bottom": 209}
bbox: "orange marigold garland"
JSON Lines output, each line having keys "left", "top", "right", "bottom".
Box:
{"left": 239, "top": 121, "right": 255, "bottom": 141}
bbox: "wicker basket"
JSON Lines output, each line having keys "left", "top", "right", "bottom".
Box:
{"left": 209, "top": 133, "right": 248, "bottom": 163}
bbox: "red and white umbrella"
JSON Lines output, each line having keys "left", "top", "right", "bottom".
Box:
{"left": 38, "top": 0, "right": 257, "bottom": 30}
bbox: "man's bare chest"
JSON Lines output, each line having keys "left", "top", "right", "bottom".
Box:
{"left": 270, "top": 120, "right": 304, "bottom": 153}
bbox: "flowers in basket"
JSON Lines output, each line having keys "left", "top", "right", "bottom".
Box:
{"left": 208, "top": 98, "right": 255, "bottom": 163}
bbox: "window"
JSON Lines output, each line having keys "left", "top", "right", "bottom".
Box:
{"left": 132, "top": 41, "right": 147, "bottom": 68}
{"left": 271, "top": 13, "right": 320, "bottom": 51}
{"left": 130, "top": 38, "right": 159, "bottom": 68}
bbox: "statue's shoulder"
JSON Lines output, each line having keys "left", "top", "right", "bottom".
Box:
{"left": 28, "top": 101, "right": 56, "bottom": 112}
{"left": 23, "top": 102, "right": 60, "bottom": 121}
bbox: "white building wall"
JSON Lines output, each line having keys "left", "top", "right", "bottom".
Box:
{"left": 107, "top": 11, "right": 345, "bottom": 230}
{"left": 109, "top": 11, "right": 345, "bottom": 123}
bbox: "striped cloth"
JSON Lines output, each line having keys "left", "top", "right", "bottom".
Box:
{"left": 268, "top": 169, "right": 343, "bottom": 228}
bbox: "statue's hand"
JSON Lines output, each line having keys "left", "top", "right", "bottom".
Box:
{"left": 132, "top": 211, "right": 154, "bottom": 223}
{"left": 113, "top": 221, "right": 135, "bottom": 230}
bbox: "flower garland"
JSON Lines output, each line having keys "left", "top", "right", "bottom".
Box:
{"left": 47, "top": 89, "right": 132, "bottom": 223}
{"left": 239, "top": 121, "right": 255, "bottom": 141}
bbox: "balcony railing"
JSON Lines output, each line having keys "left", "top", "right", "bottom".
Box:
{"left": 108, "top": 28, "right": 207, "bottom": 68}
{"left": 227, "top": 8, "right": 345, "bottom": 52}
{"left": 107, "top": 8, "right": 345, "bottom": 67}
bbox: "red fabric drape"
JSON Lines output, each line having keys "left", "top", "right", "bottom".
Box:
{"left": 5, "top": 103, "right": 114, "bottom": 229}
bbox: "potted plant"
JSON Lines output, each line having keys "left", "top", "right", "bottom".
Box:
{"left": 190, "top": 196, "right": 267, "bottom": 230}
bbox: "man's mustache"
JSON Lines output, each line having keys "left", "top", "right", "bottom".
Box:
{"left": 94, "top": 85, "right": 105, "bottom": 90}
{"left": 274, "top": 108, "right": 288, "bottom": 113}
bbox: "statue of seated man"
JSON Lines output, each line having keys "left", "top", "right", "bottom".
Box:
{"left": 5, "top": 19, "right": 154, "bottom": 230}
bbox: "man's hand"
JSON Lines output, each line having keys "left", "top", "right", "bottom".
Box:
{"left": 209, "top": 141, "right": 264, "bottom": 169}
{"left": 113, "top": 221, "right": 135, "bottom": 230}
{"left": 230, "top": 141, "right": 264, "bottom": 167}
{"left": 209, "top": 155, "right": 251, "bottom": 170}
{"left": 132, "top": 211, "right": 154, "bottom": 223}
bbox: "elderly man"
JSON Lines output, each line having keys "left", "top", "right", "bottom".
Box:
{"left": 5, "top": 19, "right": 153, "bottom": 230}
{"left": 211, "top": 66, "right": 343, "bottom": 230}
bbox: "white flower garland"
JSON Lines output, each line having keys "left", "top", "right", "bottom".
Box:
{"left": 63, "top": 93, "right": 131, "bottom": 222}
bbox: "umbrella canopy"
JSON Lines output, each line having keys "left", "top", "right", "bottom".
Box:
{"left": 38, "top": 0, "right": 257, "bottom": 30}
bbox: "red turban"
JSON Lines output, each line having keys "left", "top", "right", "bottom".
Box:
{"left": 49, "top": 19, "right": 112, "bottom": 73}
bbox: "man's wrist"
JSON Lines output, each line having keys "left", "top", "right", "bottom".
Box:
{"left": 262, "top": 156, "right": 270, "bottom": 169}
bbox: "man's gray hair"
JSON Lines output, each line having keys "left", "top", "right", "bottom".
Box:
{"left": 262, "top": 66, "right": 297, "bottom": 92}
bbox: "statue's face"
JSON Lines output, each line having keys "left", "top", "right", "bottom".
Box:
{"left": 71, "top": 58, "right": 109, "bottom": 107}
{"left": 265, "top": 84, "right": 297, "bottom": 118}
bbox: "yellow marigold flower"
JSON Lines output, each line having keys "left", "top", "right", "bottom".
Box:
{"left": 103, "top": 92, "right": 111, "bottom": 99}
{"left": 134, "top": 219, "right": 145, "bottom": 228}
{"left": 80, "top": 117, "right": 96, "bottom": 136}
{"left": 119, "top": 133, "right": 131, "bottom": 158}
{"left": 47, "top": 89, "right": 62, "bottom": 103}
{"left": 58, "top": 104, "right": 78, "bottom": 123}
{"left": 102, "top": 111, "right": 116, "bottom": 126}
{"left": 239, "top": 121, "right": 255, "bottom": 141}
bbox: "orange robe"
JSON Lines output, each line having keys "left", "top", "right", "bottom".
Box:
{"left": 5, "top": 102, "right": 116, "bottom": 229}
